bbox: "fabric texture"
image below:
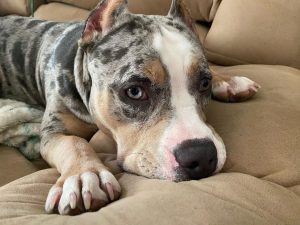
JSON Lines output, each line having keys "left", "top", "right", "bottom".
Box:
{"left": 45, "top": 0, "right": 219, "bottom": 21}
{"left": 0, "top": 171, "right": 299, "bottom": 225}
{"left": 0, "top": 0, "right": 28, "bottom": 16}
{"left": 0, "top": 0, "right": 44, "bottom": 16}
{"left": 0, "top": 146, "right": 39, "bottom": 186}
{"left": 46, "top": 0, "right": 100, "bottom": 10}
{"left": 34, "top": 2, "right": 90, "bottom": 21}
{"left": 185, "top": 0, "right": 221, "bottom": 21}
{"left": 204, "top": 0, "right": 300, "bottom": 69}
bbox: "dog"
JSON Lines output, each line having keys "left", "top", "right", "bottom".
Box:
{"left": 0, "top": 0, "right": 260, "bottom": 215}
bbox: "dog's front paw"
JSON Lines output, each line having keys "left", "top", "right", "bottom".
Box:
{"left": 45, "top": 168, "right": 121, "bottom": 215}
{"left": 212, "top": 76, "right": 261, "bottom": 102}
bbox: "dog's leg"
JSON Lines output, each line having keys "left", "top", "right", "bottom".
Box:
{"left": 211, "top": 70, "right": 261, "bottom": 102}
{"left": 41, "top": 110, "right": 121, "bottom": 215}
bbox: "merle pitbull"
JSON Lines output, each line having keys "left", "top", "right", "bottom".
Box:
{"left": 0, "top": 0, "right": 260, "bottom": 215}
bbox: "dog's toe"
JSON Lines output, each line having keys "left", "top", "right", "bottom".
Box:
{"left": 45, "top": 186, "right": 62, "bottom": 213}
{"left": 99, "top": 170, "right": 121, "bottom": 201}
{"left": 81, "top": 172, "right": 108, "bottom": 211}
{"left": 212, "top": 76, "right": 261, "bottom": 102}
{"left": 57, "top": 175, "right": 82, "bottom": 215}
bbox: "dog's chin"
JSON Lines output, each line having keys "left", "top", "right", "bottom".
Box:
{"left": 173, "top": 167, "right": 193, "bottom": 182}
{"left": 155, "top": 167, "right": 215, "bottom": 182}
{"left": 139, "top": 168, "right": 192, "bottom": 182}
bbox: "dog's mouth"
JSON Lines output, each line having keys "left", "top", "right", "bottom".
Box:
{"left": 173, "top": 165, "right": 216, "bottom": 182}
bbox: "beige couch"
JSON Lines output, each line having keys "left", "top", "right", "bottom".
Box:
{"left": 0, "top": 0, "right": 299, "bottom": 224}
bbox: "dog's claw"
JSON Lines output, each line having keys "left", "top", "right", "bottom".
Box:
{"left": 250, "top": 86, "right": 258, "bottom": 93}
{"left": 105, "top": 183, "right": 115, "bottom": 201}
{"left": 69, "top": 192, "right": 77, "bottom": 209}
{"left": 228, "top": 86, "right": 236, "bottom": 95}
{"left": 83, "top": 191, "right": 92, "bottom": 210}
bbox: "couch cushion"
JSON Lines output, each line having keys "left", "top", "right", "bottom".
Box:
{"left": 0, "top": 0, "right": 44, "bottom": 16}
{"left": 204, "top": 0, "right": 300, "bottom": 69}
{"left": 195, "top": 22, "right": 210, "bottom": 45}
{"left": 185, "top": 0, "right": 221, "bottom": 22}
{"left": 43, "top": 0, "right": 171, "bottom": 18}
{"left": 47, "top": 0, "right": 99, "bottom": 11}
{"left": 0, "top": 171, "right": 299, "bottom": 224}
{"left": 128, "top": 0, "right": 171, "bottom": 16}
{"left": 46, "top": 0, "right": 172, "bottom": 16}
{"left": 46, "top": 0, "right": 220, "bottom": 21}
{"left": 130, "top": 0, "right": 221, "bottom": 21}
{"left": 34, "top": 2, "right": 90, "bottom": 21}
{"left": 0, "top": 146, "right": 38, "bottom": 186}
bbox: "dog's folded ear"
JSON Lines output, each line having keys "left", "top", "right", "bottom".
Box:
{"left": 168, "top": 0, "right": 195, "bottom": 33}
{"left": 80, "top": 0, "right": 128, "bottom": 47}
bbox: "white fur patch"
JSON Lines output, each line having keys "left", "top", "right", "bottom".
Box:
{"left": 153, "top": 26, "right": 226, "bottom": 177}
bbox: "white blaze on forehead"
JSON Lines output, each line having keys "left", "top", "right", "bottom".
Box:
{"left": 153, "top": 27, "right": 194, "bottom": 109}
{"left": 153, "top": 26, "right": 211, "bottom": 141}
{"left": 153, "top": 26, "right": 226, "bottom": 175}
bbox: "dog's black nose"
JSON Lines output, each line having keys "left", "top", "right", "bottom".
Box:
{"left": 174, "top": 139, "right": 217, "bottom": 180}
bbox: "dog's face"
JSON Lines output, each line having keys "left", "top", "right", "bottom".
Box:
{"left": 81, "top": 0, "right": 226, "bottom": 181}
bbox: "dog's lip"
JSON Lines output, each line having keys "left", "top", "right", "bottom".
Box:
{"left": 173, "top": 165, "right": 218, "bottom": 182}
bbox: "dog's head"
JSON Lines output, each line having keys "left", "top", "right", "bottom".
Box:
{"left": 79, "top": 0, "right": 226, "bottom": 181}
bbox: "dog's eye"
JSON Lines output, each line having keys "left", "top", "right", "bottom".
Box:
{"left": 200, "top": 78, "right": 211, "bottom": 91}
{"left": 126, "top": 86, "right": 148, "bottom": 100}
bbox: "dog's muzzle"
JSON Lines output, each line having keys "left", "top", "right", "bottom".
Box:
{"left": 174, "top": 139, "right": 218, "bottom": 180}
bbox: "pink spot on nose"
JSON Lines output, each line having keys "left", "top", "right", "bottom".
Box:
{"left": 160, "top": 148, "right": 178, "bottom": 180}
{"left": 166, "top": 148, "right": 179, "bottom": 168}
{"left": 164, "top": 128, "right": 200, "bottom": 152}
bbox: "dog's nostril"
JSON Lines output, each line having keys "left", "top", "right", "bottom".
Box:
{"left": 189, "top": 161, "right": 199, "bottom": 170}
